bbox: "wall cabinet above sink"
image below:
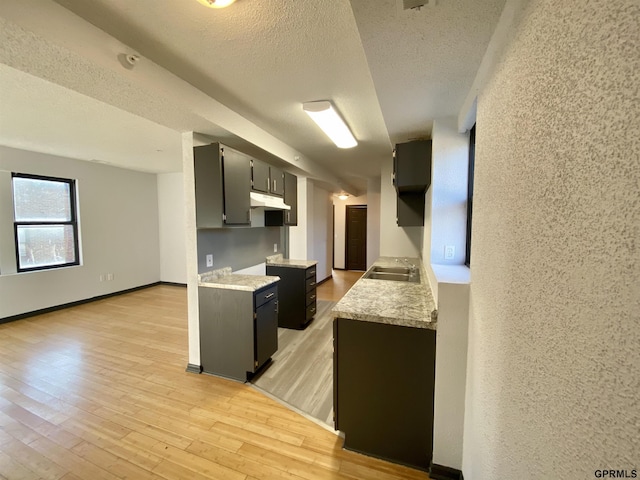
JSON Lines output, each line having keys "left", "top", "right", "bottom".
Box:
{"left": 393, "top": 140, "right": 432, "bottom": 227}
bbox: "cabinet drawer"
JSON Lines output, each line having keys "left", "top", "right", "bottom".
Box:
{"left": 305, "top": 276, "right": 317, "bottom": 292}
{"left": 255, "top": 284, "right": 278, "bottom": 308}
{"left": 306, "top": 290, "right": 317, "bottom": 306}
{"left": 305, "top": 266, "right": 316, "bottom": 279}
{"left": 306, "top": 302, "right": 317, "bottom": 321}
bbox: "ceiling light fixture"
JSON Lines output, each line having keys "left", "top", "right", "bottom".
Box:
{"left": 337, "top": 193, "right": 350, "bottom": 200}
{"left": 196, "top": 0, "right": 237, "bottom": 8}
{"left": 302, "top": 101, "right": 357, "bottom": 149}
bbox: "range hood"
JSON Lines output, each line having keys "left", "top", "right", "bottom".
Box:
{"left": 250, "top": 192, "right": 291, "bottom": 210}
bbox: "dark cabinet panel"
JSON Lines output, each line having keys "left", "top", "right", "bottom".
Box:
{"left": 393, "top": 140, "right": 432, "bottom": 193}
{"left": 255, "top": 297, "right": 278, "bottom": 369}
{"left": 284, "top": 172, "right": 298, "bottom": 225}
{"left": 266, "top": 264, "right": 316, "bottom": 329}
{"left": 270, "top": 166, "right": 284, "bottom": 196}
{"left": 334, "top": 318, "right": 436, "bottom": 470}
{"left": 252, "top": 159, "right": 271, "bottom": 193}
{"left": 222, "top": 147, "right": 252, "bottom": 225}
{"left": 397, "top": 192, "right": 426, "bottom": 227}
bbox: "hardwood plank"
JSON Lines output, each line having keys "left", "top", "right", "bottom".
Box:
{"left": 0, "top": 285, "right": 429, "bottom": 480}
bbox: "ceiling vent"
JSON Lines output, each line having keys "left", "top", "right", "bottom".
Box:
{"left": 399, "top": 0, "right": 436, "bottom": 11}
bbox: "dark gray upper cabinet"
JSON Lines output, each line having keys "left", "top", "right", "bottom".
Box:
{"left": 393, "top": 140, "right": 432, "bottom": 193}
{"left": 252, "top": 159, "right": 284, "bottom": 197}
{"left": 283, "top": 171, "right": 297, "bottom": 225}
{"left": 270, "top": 166, "right": 284, "bottom": 197}
{"left": 222, "top": 147, "right": 252, "bottom": 225}
{"left": 393, "top": 139, "right": 431, "bottom": 226}
{"left": 264, "top": 171, "right": 298, "bottom": 227}
{"left": 193, "top": 143, "right": 251, "bottom": 228}
{"left": 251, "top": 159, "right": 271, "bottom": 194}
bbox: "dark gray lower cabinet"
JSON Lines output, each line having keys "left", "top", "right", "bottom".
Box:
{"left": 199, "top": 284, "right": 278, "bottom": 382}
{"left": 334, "top": 318, "right": 436, "bottom": 470}
{"left": 265, "top": 265, "right": 316, "bottom": 329}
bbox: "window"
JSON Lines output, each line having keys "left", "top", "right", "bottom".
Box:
{"left": 465, "top": 124, "right": 475, "bottom": 267}
{"left": 12, "top": 173, "right": 80, "bottom": 272}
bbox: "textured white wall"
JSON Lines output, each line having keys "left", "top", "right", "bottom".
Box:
{"left": 0, "top": 146, "right": 160, "bottom": 319}
{"left": 379, "top": 160, "right": 423, "bottom": 258}
{"left": 157, "top": 172, "right": 187, "bottom": 284}
{"left": 333, "top": 193, "right": 368, "bottom": 269}
{"left": 463, "top": 1, "right": 640, "bottom": 479}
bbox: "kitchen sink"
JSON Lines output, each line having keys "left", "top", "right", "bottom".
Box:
{"left": 364, "top": 270, "right": 420, "bottom": 283}
{"left": 371, "top": 266, "right": 412, "bottom": 274}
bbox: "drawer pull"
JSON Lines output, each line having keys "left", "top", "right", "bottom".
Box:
{"left": 311, "top": 307, "right": 316, "bottom": 313}
{"left": 309, "top": 282, "right": 316, "bottom": 287}
{"left": 264, "top": 292, "right": 275, "bottom": 299}
{"left": 310, "top": 294, "right": 316, "bottom": 300}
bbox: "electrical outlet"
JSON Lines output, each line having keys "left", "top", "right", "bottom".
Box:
{"left": 206, "top": 254, "right": 213, "bottom": 267}
{"left": 273, "top": 243, "right": 278, "bottom": 253}
{"left": 107, "top": 273, "right": 114, "bottom": 281}
{"left": 99, "top": 274, "right": 105, "bottom": 282}
{"left": 444, "top": 245, "right": 455, "bottom": 260}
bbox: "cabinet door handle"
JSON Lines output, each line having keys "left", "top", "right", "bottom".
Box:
{"left": 286, "top": 211, "right": 290, "bottom": 222}
{"left": 273, "top": 179, "right": 277, "bottom": 191}
{"left": 265, "top": 292, "right": 275, "bottom": 299}
{"left": 266, "top": 178, "right": 270, "bottom": 189}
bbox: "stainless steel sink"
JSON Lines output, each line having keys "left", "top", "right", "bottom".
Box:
{"left": 371, "top": 266, "right": 412, "bottom": 274}
{"left": 364, "top": 270, "right": 420, "bottom": 283}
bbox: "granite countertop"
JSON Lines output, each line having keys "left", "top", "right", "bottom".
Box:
{"left": 266, "top": 254, "right": 318, "bottom": 269}
{"left": 332, "top": 257, "right": 437, "bottom": 330}
{"left": 198, "top": 267, "right": 279, "bottom": 292}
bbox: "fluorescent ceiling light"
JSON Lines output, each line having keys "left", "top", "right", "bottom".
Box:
{"left": 303, "top": 101, "right": 357, "bottom": 149}
{"left": 196, "top": 0, "right": 237, "bottom": 8}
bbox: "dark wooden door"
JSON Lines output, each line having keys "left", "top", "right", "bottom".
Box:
{"left": 346, "top": 205, "right": 367, "bottom": 271}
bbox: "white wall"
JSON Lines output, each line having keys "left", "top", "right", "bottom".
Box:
{"left": 157, "top": 172, "right": 187, "bottom": 284}
{"left": 463, "top": 2, "right": 640, "bottom": 478}
{"left": 430, "top": 117, "right": 469, "bottom": 265}
{"left": 311, "top": 184, "right": 332, "bottom": 282}
{"left": 366, "top": 177, "right": 381, "bottom": 267}
{"left": 333, "top": 193, "right": 368, "bottom": 269}
{"left": 288, "top": 175, "right": 309, "bottom": 261}
{"left": 379, "top": 160, "right": 423, "bottom": 258}
{"left": 0, "top": 146, "right": 160, "bottom": 319}
{"left": 289, "top": 177, "right": 332, "bottom": 281}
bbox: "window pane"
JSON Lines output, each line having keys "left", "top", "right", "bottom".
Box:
{"left": 13, "top": 177, "right": 72, "bottom": 222}
{"left": 17, "top": 225, "right": 76, "bottom": 269}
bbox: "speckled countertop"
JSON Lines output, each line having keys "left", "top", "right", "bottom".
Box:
{"left": 198, "top": 267, "right": 279, "bottom": 292}
{"left": 266, "top": 254, "right": 318, "bottom": 269}
{"left": 332, "top": 257, "right": 437, "bottom": 330}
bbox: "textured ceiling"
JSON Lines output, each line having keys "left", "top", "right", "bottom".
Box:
{"left": 0, "top": 0, "right": 506, "bottom": 191}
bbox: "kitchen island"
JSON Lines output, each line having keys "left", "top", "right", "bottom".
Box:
{"left": 332, "top": 257, "right": 437, "bottom": 471}
{"left": 198, "top": 267, "right": 280, "bottom": 382}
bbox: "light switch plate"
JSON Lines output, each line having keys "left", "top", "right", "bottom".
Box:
{"left": 206, "top": 254, "right": 213, "bottom": 267}
{"left": 273, "top": 243, "right": 278, "bottom": 252}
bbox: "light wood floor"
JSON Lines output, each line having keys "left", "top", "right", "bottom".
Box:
{"left": 316, "top": 270, "right": 363, "bottom": 302}
{"left": 252, "top": 301, "right": 336, "bottom": 426}
{"left": 0, "top": 284, "right": 429, "bottom": 480}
